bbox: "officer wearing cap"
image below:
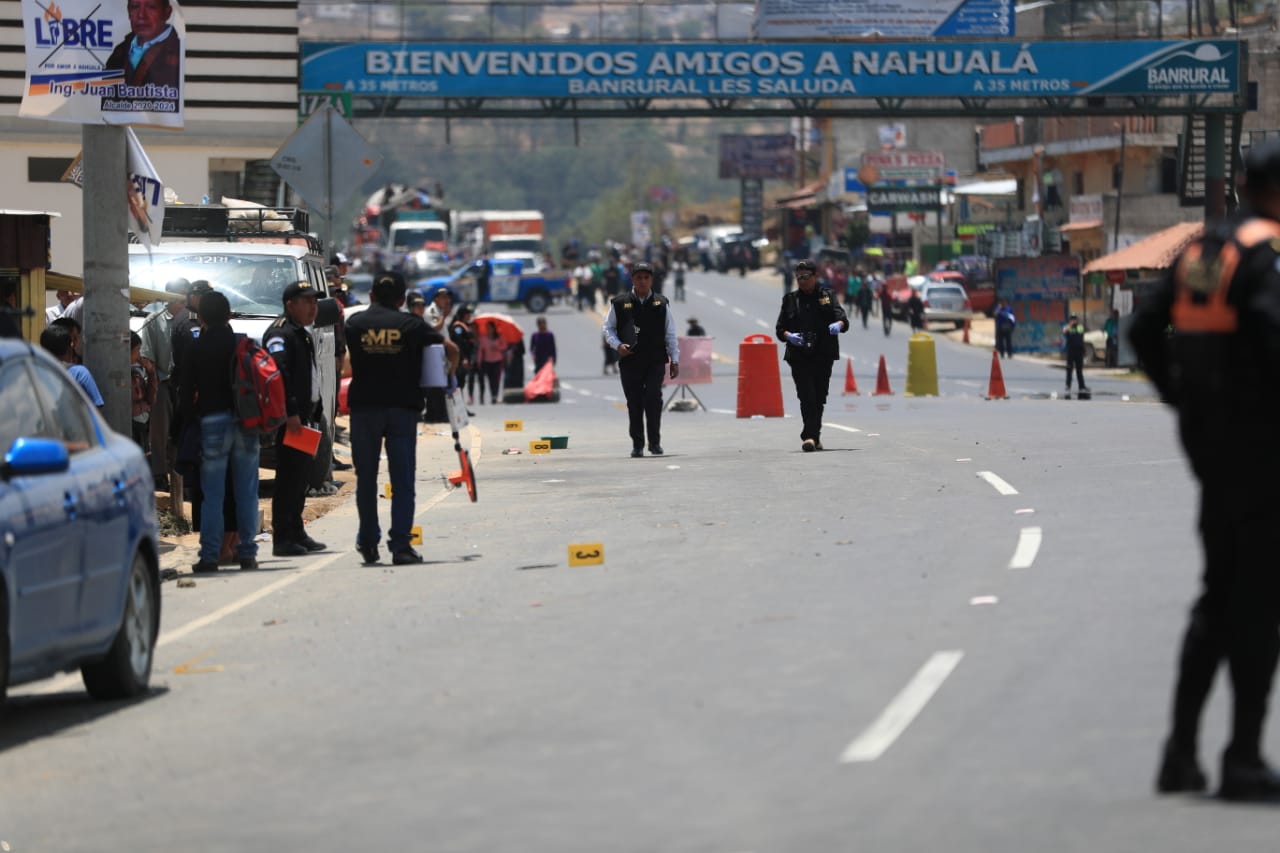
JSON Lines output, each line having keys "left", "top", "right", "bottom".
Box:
{"left": 346, "top": 271, "right": 455, "bottom": 565}
{"left": 262, "top": 280, "right": 326, "bottom": 558}
{"left": 1061, "top": 312, "right": 1088, "bottom": 395}
{"left": 603, "top": 260, "right": 679, "bottom": 457}
{"left": 169, "top": 279, "right": 216, "bottom": 441}
{"left": 776, "top": 258, "right": 847, "bottom": 452}
{"left": 170, "top": 279, "right": 213, "bottom": 384}
{"left": 1133, "top": 137, "right": 1280, "bottom": 802}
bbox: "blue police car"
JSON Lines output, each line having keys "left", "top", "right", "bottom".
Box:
{"left": 0, "top": 338, "right": 161, "bottom": 701}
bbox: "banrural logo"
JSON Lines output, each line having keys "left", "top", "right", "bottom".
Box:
{"left": 1145, "top": 43, "right": 1233, "bottom": 91}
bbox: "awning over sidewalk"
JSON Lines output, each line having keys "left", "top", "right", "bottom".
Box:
{"left": 952, "top": 178, "right": 1017, "bottom": 196}
{"left": 1083, "top": 221, "right": 1203, "bottom": 274}
{"left": 1059, "top": 219, "right": 1103, "bottom": 232}
{"left": 775, "top": 181, "right": 826, "bottom": 209}
{"left": 47, "top": 270, "right": 171, "bottom": 304}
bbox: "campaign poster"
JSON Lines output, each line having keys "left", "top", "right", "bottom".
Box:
{"left": 20, "top": 0, "right": 186, "bottom": 129}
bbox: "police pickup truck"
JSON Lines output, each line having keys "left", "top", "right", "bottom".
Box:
{"left": 420, "top": 257, "right": 569, "bottom": 313}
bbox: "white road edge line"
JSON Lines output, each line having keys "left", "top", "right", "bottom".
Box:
{"left": 1008, "top": 526, "right": 1043, "bottom": 570}
{"left": 823, "top": 422, "right": 862, "bottom": 433}
{"left": 29, "top": 433, "right": 481, "bottom": 696}
{"left": 840, "top": 650, "right": 964, "bottom": 763}
{"left": 976, "top": 470, "right": 1019, "bottom": 495}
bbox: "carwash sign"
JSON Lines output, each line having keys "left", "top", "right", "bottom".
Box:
{"left": 300, "top": 40, "right": 1240, "bottom": 100}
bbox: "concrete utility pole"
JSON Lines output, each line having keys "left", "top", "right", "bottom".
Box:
{"left": 82, "top": 125, "right": 131, "bottom": 437}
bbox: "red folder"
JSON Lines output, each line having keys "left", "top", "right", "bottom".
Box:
{"left": 282, "top": 425, "right": 322, "bottom": 457}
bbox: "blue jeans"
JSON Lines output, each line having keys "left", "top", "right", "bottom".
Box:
{"left": 198, "top": 412, "right": 261, "bottom": 563}
{"left": 351, "top": 407, "right": 419, "bottom": 553}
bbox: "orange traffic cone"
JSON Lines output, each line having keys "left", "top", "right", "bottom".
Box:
{"left": 985, "top": 350, "right": 1008, "bottom": 400}
{"left": 872, "top": 355, "right": 893, "bottom": 396}
{"left": 843, "top": 358, "right": 859, "bottom": 395}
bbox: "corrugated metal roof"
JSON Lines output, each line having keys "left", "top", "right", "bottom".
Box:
{"left": 1083, "top": 221, "right": 1203, "bottom": 273}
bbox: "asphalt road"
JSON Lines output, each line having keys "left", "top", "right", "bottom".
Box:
{"left": 2, "top": 268, "right": 1274, "bottom": 851}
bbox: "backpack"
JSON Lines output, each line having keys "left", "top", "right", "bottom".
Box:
{"left": 230, "top": 335, "right": 287, "bottom": 433}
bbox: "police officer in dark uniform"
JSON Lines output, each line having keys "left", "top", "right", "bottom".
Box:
{"left": 1132, "top": 138, "right": 1280, "bottom": 802}
{"left": 776, "top": 258, "right": 848, "bottom": 452}
{"left": 169, "top": 279, "right": 212, "bottom": 400}
{"left": 345, "top": 272, "right": 452, "bottom": 565}
{"left": 602, "top": 261, "right": 680, "bottom": 457}
{"left": 263, "top": 280, "right": 326, "bottom": 558}
{"left": 1062, "top": 313, "right": 1089, "bottom": 394}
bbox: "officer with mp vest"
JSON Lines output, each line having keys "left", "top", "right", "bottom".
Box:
{"left": 263, "top": 280, "right": 326, "bottom": 559}
{"left": 345, "top": 272, "right": 455, "bottom": 565}
{"left": 603, "top": 261, "right": 679, "bottom": 457}
{"left": 776, "top": 258, "right": 847, "bottom": 452}
{"left": 1132, "top": 137, "right": 1280, "bottom": 802}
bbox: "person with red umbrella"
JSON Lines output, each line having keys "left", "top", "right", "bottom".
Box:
{"left": 475, "top": 319, "right": 509, "bottom": 405}
{"left": 602, "top": 261, "right": 680, "bottom": 457}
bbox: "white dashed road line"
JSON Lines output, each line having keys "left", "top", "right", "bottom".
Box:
{"left": 841, "top": 650, "right": 964, "bottom": 763}
{"left": 823, "top": 422, "right": 861, "bottom": 433}
{"left": 713, "top": 297, "right": 727, "bottom": 307}
{"left": 1008, "top": 527, "right": 1043, "bottom": 570}
{"left": 733, "top": 307, "right": 746, "bottom": 317}
{"left": 976, "top": 470, "right": 1018, "bottom": 495}
{"left": 754, "top": 318, "right": 770, "bottom": 329}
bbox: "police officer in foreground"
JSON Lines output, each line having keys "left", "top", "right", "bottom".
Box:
{"left": 1131, "top": 137, "right": 1280, "bottom": 802}
{"left": 602, "top": 261, "right": 679, "bottom": 457}
{"left": 345, "top": 272, "right": 455, "bottom": 565}
{"left": 776, "top": 259, "right": 847, "bottom": 452}
{"left": 263, "top": 281, "right": 327, "bottom": 558}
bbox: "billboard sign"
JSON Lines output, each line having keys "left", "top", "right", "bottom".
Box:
{"left": 299, "top": 40, "right": 1241, "bottom": 101}
{"left": 754, "top": 0, "right": 1014, "bottom": 39}
{"left": 19, "top": 0, "right": 186, "bottom": 128}
{"left": 861, "top": 150, "right": 945, "bottom": 182}
{"left": 868, "top": 185, "right": 944, "bottom": 212}
{"left": 994, "top": 255, "right": 1082, "bottom": 353}
{"left": 720, "top": 134, "right": 796, "bottom": 180}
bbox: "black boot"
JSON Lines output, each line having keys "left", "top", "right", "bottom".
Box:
{"left": 1219, "top": 752, "right": 1280, "bottom": 802}
{"left": 1156, "top": 739, "right": 1207, "bottom": 794}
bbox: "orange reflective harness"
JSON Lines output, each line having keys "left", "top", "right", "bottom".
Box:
{"left": 1171, "top": 219, "right": 1280, "bottom": 333}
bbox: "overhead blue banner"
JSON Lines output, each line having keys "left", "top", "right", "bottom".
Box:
{"left": 300, "top": 40, "right": 1240, "bottom": 100}
{"left": 754, "top": 0, "right": 1014, "bottom": 39}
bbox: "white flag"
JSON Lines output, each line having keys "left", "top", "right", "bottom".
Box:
{"left": 126, "top": 128, "right": 164, "bottom": 248}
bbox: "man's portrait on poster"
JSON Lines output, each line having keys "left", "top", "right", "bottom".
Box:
{"left": 102, "top": 0, "right": 179, "bottom": 113}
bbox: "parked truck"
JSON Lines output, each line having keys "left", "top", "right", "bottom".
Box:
{"left": 454, "top": 210, "right": 545, "bottom": 258}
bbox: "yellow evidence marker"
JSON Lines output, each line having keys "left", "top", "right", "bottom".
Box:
{"left": 410, "top": 525, "right": 423, "bottom": 546}
{"left": 384, "top": 483, "right": 393, "bottom": 499}
{"left": 529, "top": 440, "right": 551, "bottom": 453}
{"left": 568, "top": 543, "right": 605, "bottom": 566}
{"left": 504, "top": 419, "right": 524, "bottom": 431}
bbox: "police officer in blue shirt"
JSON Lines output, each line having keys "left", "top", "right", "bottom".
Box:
{"left": 263, "top": 280, "right": 326, "bottom": 558}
